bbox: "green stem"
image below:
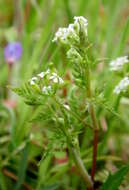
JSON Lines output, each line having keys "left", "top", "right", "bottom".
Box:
{"left": 70, "top": 146, "right": 94, "bottom": 190}
{"left": 59, "top": 114, "right": 93, "bottom": 189}
{"left": 54, "top": 96, "right": 94, "bottom": 188}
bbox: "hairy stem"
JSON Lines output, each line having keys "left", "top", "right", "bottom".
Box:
{"left": 60, "top": 120, "right": 94, "bottom": 189}
{"left": 55, "top": 96, "right": 94, "bottom": 188}
{"left": 71, "top": 146, "right": 94, "bottom": 190}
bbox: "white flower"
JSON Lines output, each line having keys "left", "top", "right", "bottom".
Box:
{"left": 29, "top": 69, "right": 64, "bottom": 95}
{"left": 52, "top": 27, "right": 69, "bottom": 43}
{"left": 64, "top": 104, "right": 70, "bottom": 110}
{"left": 49, "top": 72, "right": 64, "bottom": 84}
{"left": 52, "top": 26, "right": 77, "bottom": 44}
{"left": 37, "top": 69, "right": 50, "bottom": 78}
{"left": 42, "top": 85, "right": 52, "bottom": 95}
{"left": 37, "top": 72, "right": 45, "bottom": 78}
{"left": 31, "top": 77, "right": 38, "bottom": 81}
{"left": 30, "top": 77, "right": 38, "bottom": 85}
{"left": 110, "top": 56, "right": 129, "bottom": 71}
{"left": 49, "top": 73, "right": 58, "bottom": 83}
{"left": 45, "top": 69, "right": 50, "bottom": 74}
{"left": 74, "top": 16, "right": 88, "bottom": 26}
{"left": 30, "top": 80, "right": 35, "bottom": 85}
{"left": 74, "top": 16, "right": 88, "bottom": 36}
{"left": 114, "top": 76, "right": 129, "bottom": 94}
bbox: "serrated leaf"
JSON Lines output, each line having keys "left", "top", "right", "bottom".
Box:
{"left": 100, "top": 165, "right": 129, "bottom": 190}
{"left": 38, "top": 155, "right": 52, "bottom": 187}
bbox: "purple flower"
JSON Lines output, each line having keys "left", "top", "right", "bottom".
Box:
{"left": 4, "top": 42, "right": 22, "bottom": 64}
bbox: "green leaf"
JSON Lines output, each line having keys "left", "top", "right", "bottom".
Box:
{"left": 100, "top": 165, "right": 129, "bottom": 190}
{"left": 63, "top": 0, "right": 73, "bottom": 22}
{"left": 0, "top": 171, "right": 7, "bottom": 190}
{"left": 114, "top": 18, "right": 129, "bottom": 57}
{"left": 37, "top": 155, "right": 52, "bottom": 188}
{"left": 11, "top": 84, "right": 45, "bottom": 106}
{"left": 15, "top": 143, "right": 30, "bottom": 190}
{"left": 39, "top": 184, "right": 60, "bottom": 190}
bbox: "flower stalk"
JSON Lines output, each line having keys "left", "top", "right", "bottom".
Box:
{"left": 60, "top": 123, "right": 94, "bottom": 190}
{"left": 71, "top": 146, "right": 94, "bottom": 190}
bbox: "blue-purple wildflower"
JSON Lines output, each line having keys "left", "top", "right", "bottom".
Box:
{"left": 4, "top": 42, "right": 22, "bottom": 64}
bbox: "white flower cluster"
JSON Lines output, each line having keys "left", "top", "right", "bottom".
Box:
{"left": 29, "top": 69, "right": 64, "bottom": 95}
{"left": 52, "top": 16, "right": 88, "bottom": 45}
{"left": 110, "top": 56, "right": 129, "bottom": 71}
{"left": 74, "top": 16, "right": 88, "bottom": 35}
{"left": 30, "top": 77, "right": 38, "bottom": 85}
{"left": 42, "top": 86, "right": 52, "bottom": 95}
{"left": 37, "top": 69, "right": 50, "bottom": 78}
{"left": 29, "top": 69, "right": 50, "bottom": 86}
{"left": 114, "top": 76, "right": 129, "bottom": 94}
{"left": 49, "top": 72, "right": 64, "bottom": 84}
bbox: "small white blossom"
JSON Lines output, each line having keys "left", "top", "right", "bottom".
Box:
{"left": 30, "top": 80, "right": 35, "bottom": 85}
{"left": 110, "top": 56, "right": 129, "bottom": 71}
{"left": 50, "top": 73, "right": 58, "bottom": 83}
{"left": 74, "top": 16, "right": 88, "bottom": 36}
{"left": 64, "top": 104, "right": 70, "bottom": 110}
{"left": 74, "top": 16, "right": 88, "bottom": 26}
{"left": 31, "top": 77, "right": 38, "bottom": 81}
{"left": 37, "top": 69, "right": 50, "bottom": 78}
{"left": 45, "top": 69, "right": 50, "bottom": 74}
{"left": 37, "top": 72, "right": 45, "bottom": 78}
{"left": 52, "top": 27, "right": 69, "bottom": 43}
{"left": 53, "top": 26, "right": 78, "bottom": 44}
{"left": 49, "top": 73, "right": 64, "bottom": 84}
{"left": 114, "top": 76, "right": 129, "bottom": 94}
{"left": 42, "top": 85, "right": 52, "bottom": 95}
{"left": 58, "top": 77, "right": 64, "bottom": 84}
{"left": 29, "top": 69, "right": 64, "bottom": 94}
{"left": 30, "top": 77, "right": 38, "bottom": 85}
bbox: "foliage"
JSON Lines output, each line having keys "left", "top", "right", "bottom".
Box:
{"left": 100, "top": 165, "right": 129, "bottom": 190}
